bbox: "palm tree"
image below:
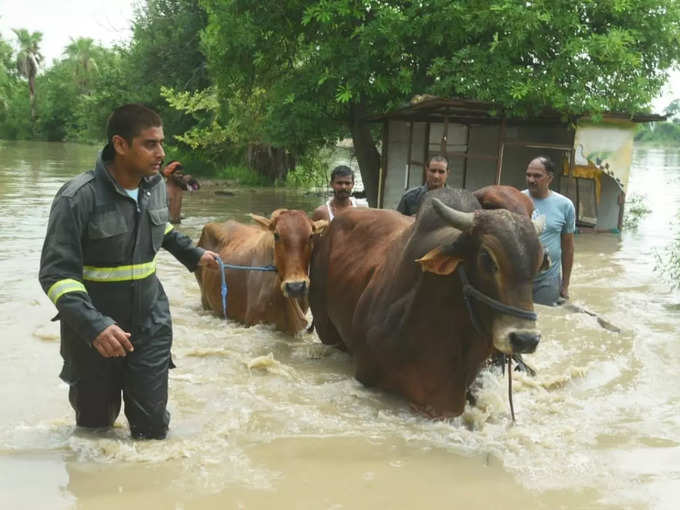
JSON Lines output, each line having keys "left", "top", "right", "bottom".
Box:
{"left": 12, "top": 28, "right": 43, "bottom": 122}
{"left": 64, "top": 37, "right": 99, "bottom": 93}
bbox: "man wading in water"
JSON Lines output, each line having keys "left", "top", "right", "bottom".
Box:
{"left": 39, "top": 103, "right": 219, "bottom": 439}
{"left": 522, "top": 156, "right": 575, "bottom": 306}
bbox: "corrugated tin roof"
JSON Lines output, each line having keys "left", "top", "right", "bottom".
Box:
{"left": 366, "top": 95, "right": 665, "bottom": 124}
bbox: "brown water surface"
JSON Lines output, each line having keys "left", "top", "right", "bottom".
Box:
{"left": 1, "top": 140, "right": 679, "bottom": 509}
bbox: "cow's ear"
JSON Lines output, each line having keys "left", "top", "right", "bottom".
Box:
{"left": 250, "top": 214, "right": 273, "bottom": 231}
{"left": 312, "top": 219, "right": 328, "bottom": 235}
{"left": 415, "top": 246, "right": 462, "bottom": 275}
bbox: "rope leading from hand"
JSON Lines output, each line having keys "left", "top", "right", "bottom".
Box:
{"left": 215, "top": 256, "right": 277, "bottom": 319}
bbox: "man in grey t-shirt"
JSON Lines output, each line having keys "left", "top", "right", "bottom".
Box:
{"left": 522, "top": 156, "right": 576, "bottom": 306}
{"left": 396, "top": 154, "right": 449, "bottom": 216}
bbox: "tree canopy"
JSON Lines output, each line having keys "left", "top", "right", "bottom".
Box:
{"left": 1, "top": 0, "right": 680, "bottom": 186}
{"left": 12, "top": 28, "right": 43, "bottom": 122}
{"left": 200, "top": 0, "right": 680, "bottom": 201}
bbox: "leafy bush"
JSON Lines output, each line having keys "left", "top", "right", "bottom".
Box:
{"left": 654, "top": 238, "right": 680, "bottom": 290}
{"left": 622, "top": 193, "right": 651, "bottom": 230}
{"left": 216, "top": 165, "right": 271, "bottom": 186}
{"left": 284, "top": 149, "right": 332, "bottom": 189}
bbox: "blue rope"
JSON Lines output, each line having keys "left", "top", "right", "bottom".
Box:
{"left": 215, "top": 256, "right": 277, "bottom": 319}
{"left": 217, "top": 257, "right": 228, "bottom": 319}
{"left": 221, "top": 263, "right": 277, "bottom": 272}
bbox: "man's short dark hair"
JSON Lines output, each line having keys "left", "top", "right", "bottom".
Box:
{"left": 535, "top": 155, "right": 556, "bottom": 175}
{"left": 427, "top": 153, "right": 449, "bottom": 169}
{"left": 330, "top": 165, "right": 354, "bottom": 182}
{"left": 103, "top": 103, "right": 162, "bottom": 159}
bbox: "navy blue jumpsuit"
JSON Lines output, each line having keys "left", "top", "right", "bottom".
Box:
{"left": 39, "top": 151, "right": 204, "bottom": 438}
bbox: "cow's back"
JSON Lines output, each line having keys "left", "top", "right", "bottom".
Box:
{"left": 310, "top": 208, "right": 412, "bottom": 352}
{"left": 196, "top": 220, "right": 270, "bottom": 320}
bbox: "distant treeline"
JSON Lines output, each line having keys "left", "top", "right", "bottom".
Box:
{"left": 635, "top": 100, "right": 680, "bottom": 144}
{"left": 2, "top": 0, "right": 680, "bottom": 191}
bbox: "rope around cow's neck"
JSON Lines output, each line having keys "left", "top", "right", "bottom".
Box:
{"left": 216, "top": 256, "right": 277, "bottom": 319}
{"left": 457, "top": 266, "right": 530, "bottom": 422}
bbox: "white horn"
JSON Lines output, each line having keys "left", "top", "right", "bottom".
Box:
{"left": 432, "top": 198, "right": 475, "bottom": 231}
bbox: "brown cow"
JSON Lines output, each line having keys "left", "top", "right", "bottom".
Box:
{"left": 309, "top": 187, "right": 545, "bottom": 417}
{"left": 196, "top": 210, "right": 327, "bottom": 335}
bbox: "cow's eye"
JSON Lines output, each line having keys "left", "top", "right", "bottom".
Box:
{"left": 479, "top": 249, "right": 498, "bottom": 274}
{"left": 273, "top": 232, "right": 280, "bottom": 241}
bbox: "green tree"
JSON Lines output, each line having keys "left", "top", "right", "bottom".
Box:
{"left": 63, "top": 37, "right": 100, "bottom": 93}
{"left": 201, "top": 0, "right": 680, "bottom": 204}
{"left": 0, "top": 35, "right": 15, "bottom": 111}
{"left": 64, "top": 46, "right": 133, "bottom": 143}
{"left": 664, "top": 99, "right": 680, "bottom": 121}
{"left": 35, "top": 58, "right": 82, "bottom": 141}
{"left": 635, "top": 100, "right": 680, "bottom": 144}
{"left": 12, "top": 28, "right": 43, "bottom": 123}
{"left": 126, "top": 0, "right": 211, "bottom": 137}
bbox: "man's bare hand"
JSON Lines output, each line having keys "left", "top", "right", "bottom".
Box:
{"left": 199, "top": 250, "right": 220, "bottom": 269}
{"left": 92, "top": 324, "right": 134, "bottom": 358}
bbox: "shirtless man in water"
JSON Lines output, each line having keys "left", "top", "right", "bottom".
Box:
{"left": 312, "top": 165, "right": 358, "bottom": 222}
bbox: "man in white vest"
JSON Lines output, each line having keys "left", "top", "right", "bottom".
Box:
{"left": 312, "top": 165, "right": 359, "bottom": 222}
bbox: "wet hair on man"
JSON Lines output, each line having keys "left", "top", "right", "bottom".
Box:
{"left": 103, "top": 103, "right": 163, "bottom": 160}
{"left": 534, "top": 155, "right": 556, "bottom": 175}
{"left": 427, "top": 153, "right": 449, "bottom": 168}
{"left": 330, "top": 165, "right": 354, "bottom": 183}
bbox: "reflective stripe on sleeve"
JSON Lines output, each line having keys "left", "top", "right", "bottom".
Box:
{"left": 164, "top": 223, "right": 173, "bottom": 234}
{"left": 47, "top": 278, "right": 87, "bottom": 304}
{"left": 83, "top": 259, "right": 156, "bottom": 282}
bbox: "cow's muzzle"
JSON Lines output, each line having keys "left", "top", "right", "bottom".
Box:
{"left": 509, "top": 331, "right": 540, "bottom": 354}
{"left": 282, "top": 280, "right": 308, "bottom": 298}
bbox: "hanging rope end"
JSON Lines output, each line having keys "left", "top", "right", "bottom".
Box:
{"left": 508, "top": 355, "right": 516, "bottom": 422}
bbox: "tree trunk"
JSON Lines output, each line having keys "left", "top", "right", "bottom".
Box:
{"left": 247, "top": 143, "right": 295, "bottom": 182}
{"left": 349, "top": 101, "right": 381, "bottom": 207}
{"left": 29, "top": 76, "right": 36, "bottom": 122}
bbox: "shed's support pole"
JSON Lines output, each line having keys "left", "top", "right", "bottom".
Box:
{"left": 441, "top": 116, "right": 449, "bottom": 155}
{"left": 495, "top": 118, "right": 506, "bottom": 185}
{"left": 462, "top": 124, "right": 470, "bottom": 189}
{"left": 379, "top": 119, "right": 389, "bottom": 208}
{"left": 406, "top": 120, "right": 414, "bottom": 189}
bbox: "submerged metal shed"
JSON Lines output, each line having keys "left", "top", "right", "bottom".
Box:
{"left": 369, "top": 96, "right": 662, "bottom": 231}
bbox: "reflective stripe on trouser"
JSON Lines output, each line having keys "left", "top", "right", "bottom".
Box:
{"left": 47, "top": 278, "right": 87, "bottom": 304}
{"left": 164, "top": 223, "right": 173, "bottom": 234}
{"left": 83, "top": 259, "right": 156, "bottom": 282}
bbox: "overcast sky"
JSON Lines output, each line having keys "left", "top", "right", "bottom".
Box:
{"left": 0, "top": 0, "right": 136, "bottom": 64}
{"left": 0, "top": 0, "right": 677, "bottom": 114}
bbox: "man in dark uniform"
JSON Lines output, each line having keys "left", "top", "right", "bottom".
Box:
{"left": 39, "top": 104, "right": 219, "bottom": 439}
{"left": 396, "top": 154, "right": 450, "bottom": 216}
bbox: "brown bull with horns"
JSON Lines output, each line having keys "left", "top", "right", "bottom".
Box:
{"left": 309, "top": 187, "right": 546, "bottom": 417}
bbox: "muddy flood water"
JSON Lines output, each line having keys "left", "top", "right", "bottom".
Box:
{"left": 1, "top": 140, "right": 679, "bottom": 509}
